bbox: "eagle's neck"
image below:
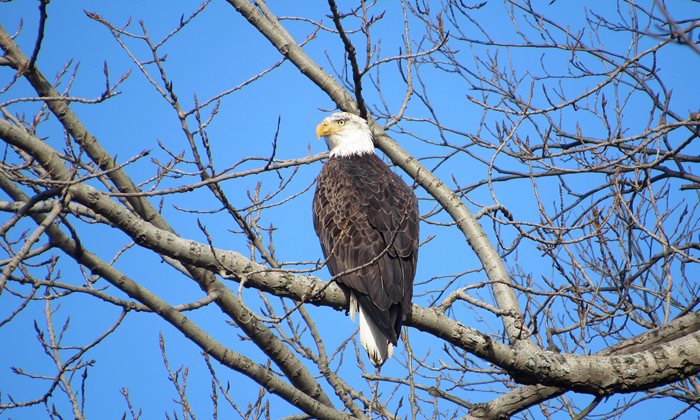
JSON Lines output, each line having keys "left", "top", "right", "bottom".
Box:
{"left": 328, "top": 130, "right": 374, "bottom": 158}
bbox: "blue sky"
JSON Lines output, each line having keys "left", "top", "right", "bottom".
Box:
{"left": 1, "top": 1, "right": 699, "bottom": 418}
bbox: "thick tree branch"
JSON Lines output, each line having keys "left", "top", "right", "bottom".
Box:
{"left": 468, "top": 311, "right": 700, "bottom": 418}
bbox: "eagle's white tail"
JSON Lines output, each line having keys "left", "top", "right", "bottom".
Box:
{"left": 349, "top": 293, "right": 394, "bottom": 367}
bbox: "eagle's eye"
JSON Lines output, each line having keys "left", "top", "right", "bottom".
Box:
{"left": 337, "top": 120, "right": 345, "bottom": 126}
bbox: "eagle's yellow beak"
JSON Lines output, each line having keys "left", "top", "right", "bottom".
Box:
{"left": 316, "top": 121, "right": 340, "bottom": 139}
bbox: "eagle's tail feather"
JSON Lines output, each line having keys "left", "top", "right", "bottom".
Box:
{"left": 349, "top": 294, "right": 392, "bottom": 367}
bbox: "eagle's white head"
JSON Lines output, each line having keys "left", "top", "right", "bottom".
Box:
{"left": 316, "top": 112, "right": 374, "bottom": 158}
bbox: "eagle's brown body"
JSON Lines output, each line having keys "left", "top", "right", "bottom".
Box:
{"left": 313, "top": 152, "right": 419, "bottom": 364}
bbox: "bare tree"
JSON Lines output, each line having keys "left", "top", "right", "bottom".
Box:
{"left": 1, "top": 0, "right": 698, "bottom": 418}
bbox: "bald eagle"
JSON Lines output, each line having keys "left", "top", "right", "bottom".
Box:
{"left": 313, "top": 112, "right": 419, "bottom": 367}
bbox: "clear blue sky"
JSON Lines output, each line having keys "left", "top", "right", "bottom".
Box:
{"left": 1, "top": 1, "right": 698, "bottom": 418}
